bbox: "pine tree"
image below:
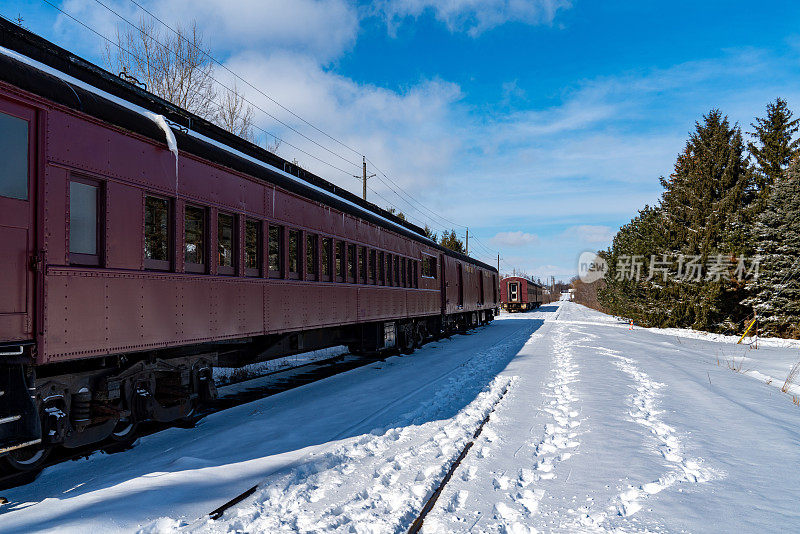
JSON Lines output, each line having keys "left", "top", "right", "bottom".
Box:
{"left": 439, "top": 229, "right": 465, "bottom": 253}
{"left": 748, "top": 98, "right": 800, "bottom": 199}
{"left": 423, "top": 225, "right": 438, "bottom": 242}
{"left": 741, "top": 160, "right": 800, "bottom": 337}
{"left": 600, "top": 110, "right": 754, "bottom": 330}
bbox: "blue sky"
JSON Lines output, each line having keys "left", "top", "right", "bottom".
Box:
{"left": 4, "top": 0, "right": 800, "bottom": 280}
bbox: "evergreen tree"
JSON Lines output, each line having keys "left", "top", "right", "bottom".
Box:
{"left": 423, "top": 225, "right": 438, "bottom": 242}
{"left": 741, "top": 160, "right": 800, "bottom": 337}
{"left": 748, "top": 98, "right": 800, "bottom": 199}
{"left": 600, "top": 110, "right": 754, "bottom": 331}
{"left": 439, "top": 229, "right": 465, "bottom": 253}
{"left": 385, "top": 207, "right": 406, "bottom": 221}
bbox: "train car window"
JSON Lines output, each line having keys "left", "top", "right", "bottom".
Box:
{"left": 321, "top": 237, "right": 332, "bottom": 281}
{"left": 478, "top": 271, "right": 485, "bottom": 305}
{"left": 184, "top": 205, "right": 206, "bottom": 273}
{"left": 288, "top": 229, "right": 300, "bottom": 278}
{"left": 413, "top": 261, "right": 418, "bottom": 288}
{"left": 306, "top": 234, "right": 318, "bottom": 280}
{"left": 394, "top": 256, "right": 400, "bottom": 286}
{"left": 407, "top": 259, "right": 414, "bottom": 288}
{"left": 69, "top": 179, "right": 102, "bottom": 266}
{"left": 244, "top": 219, "right": 261, "bottom": 277}
{"left": 218, "top": 212, "right": 236, "bottom": 275}
{"left": 422, "top": 255, "right": 437, "bottom": 279}
{"left": 379, "top": 251, "right": 385, "bottom": 285}
{"left": 335, "top": 241, "right": 344, "bottom": 282}
{"left": 268, "top": 224, "right": 283, "bottom": 278}
{"left": 386, "top": 254, "right": 393, "bottom": 286}
{"left": 359, "top": 246, "right": 367, "bottom": 284}
{"left": 401, "top": 257, "right": 407, "bottom": 287}
{"left": 144, "top": 195, "right": 171, "bottom": 270}
{"left": 0, "top": 111, "right": 28, "bottom": 200}
{"left": 347, "top": 244, "right": 356, "bottom": 283}
{"left": 369, "top": 250, "right": 377, "bottom": 283}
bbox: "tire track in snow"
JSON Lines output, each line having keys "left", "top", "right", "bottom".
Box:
{"left": 575, "top": 345, "right": 717, "bottom": 529}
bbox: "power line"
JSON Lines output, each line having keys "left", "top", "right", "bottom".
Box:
{"left": 35, "top": 1, "right": 481, "bottom": 236}
{"left": 125, "top": 0, "right": 363, "bottom": 160}
{"left": 87, "top": 0, "right": 361, "bottom": 171}
{"left": 365, "top": 156, "right": 468, "bottom": 230}
{"left": 40, "top": 0, "right": 361, "bottom": 181}
{"left": 97, "top": 0, "right": 479, "bottom": 238}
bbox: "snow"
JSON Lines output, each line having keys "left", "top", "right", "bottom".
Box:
{"left": 3, "top": 300, "right": 800, "bottom": 532}
{"left": 142, "top": 112, "right": 178, "bottom": 186}
{"left": 212, "top": 346, "right": 348, "bottom": 386}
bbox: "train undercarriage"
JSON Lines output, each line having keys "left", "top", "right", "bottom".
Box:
{"left": 501, "top": 302, "right": 541, "bottom": 313}
{"left": 0, "top": 309, "right": 496, "bottom": 475}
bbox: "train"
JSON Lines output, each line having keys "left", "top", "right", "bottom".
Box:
{"left": 0, "top": 20, "right": 499, "bottom": 473}
{"left": 499, "top": 276, "right": 543, "bottom": 312}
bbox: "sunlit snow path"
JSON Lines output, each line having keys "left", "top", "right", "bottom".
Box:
{"left": 425, "top": 301, "right": 799, "bottom": 533}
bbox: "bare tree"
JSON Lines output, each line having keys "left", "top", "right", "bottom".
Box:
{"left": 265, "top": 135, "right": 281, "bottom": 154}
{"left": 104, "top": 17, "right": 255, "bottom": 141}
{"left": 215, "top": 82, "right": 255, "bottom": 142}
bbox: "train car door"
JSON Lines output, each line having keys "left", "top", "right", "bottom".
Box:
{"left": 509, "top": 282, "right": 518, "bottom": 302}
{"left": 457, "top": 263, "right": 464, "bottom": 308}
{"left": 0, "top": 99, "right": 36, "bottom": 343}
{"left": 439, "top": 253, "right": 447, "bottom": 314}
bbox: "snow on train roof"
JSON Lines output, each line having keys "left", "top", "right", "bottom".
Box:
{"left": 0, "top": 44, "right": 438, "bottom": 246}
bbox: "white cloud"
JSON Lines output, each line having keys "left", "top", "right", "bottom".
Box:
{"left": 490, "top": 231, "right": 539, "bottom": 247}
{"left": 377, "top": 0, "right": 571, "bottom": 36}
{"left": 158, "top": 0, "right": 359, "bottom": 61}
{"left": 569, "top": 225, "right": 615, "bottom": 244}
{"left": 57, "top": 0, "right": 360, "bottom": 62}
{"left": 222, "top": 50, "right": 464, "bottom": 226}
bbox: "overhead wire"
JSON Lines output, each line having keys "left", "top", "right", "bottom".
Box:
{"left": 125, "top": 0, "right": 363, "bottom": 160}
{"left": 34, "top": 2, "right": 493, "bottom": 249}
{"left": 125, "top": 0, "right": 486, "bottom": 238}
{"left": 86, "top": 0, "right": 361, "bottom": 170}
{"left": 40, "top": 0, "right": 361, "bottom": 180}
{"left": 117, "top": 0, "right": 483, "bottom": 239}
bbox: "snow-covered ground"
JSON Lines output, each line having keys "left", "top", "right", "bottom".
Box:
{"left": 2, "top": 300, "right": 800, "bottom": 532}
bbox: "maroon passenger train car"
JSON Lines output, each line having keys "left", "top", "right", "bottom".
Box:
{"left": 499, "top": 276, "right": 543, "bottom": 312}
{"left": 0, "top": 21, "right": 499, "bottom": 471}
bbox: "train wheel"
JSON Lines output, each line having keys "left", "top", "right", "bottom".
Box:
{"left": 400, "top": 325, "right": 415, "bottom": 355}
{"left": 103, "top": 415, "right": 139, "bottom": 452}
{"left": 0, "top": 444, "right": 50, "bottom": 473}
{"left": 413, "top": 323, "right": 425, "bottom": 349}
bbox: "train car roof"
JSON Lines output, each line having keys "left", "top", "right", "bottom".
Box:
{"left": 500, "top": 276, "right": 543, "bottom": 288}
{"left": 0, "top": 17, "right": 496, "bottom": 273}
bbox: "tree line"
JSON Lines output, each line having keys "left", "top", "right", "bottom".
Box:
{"left": 594, "top": 98, "right": 800, "bottom": 337}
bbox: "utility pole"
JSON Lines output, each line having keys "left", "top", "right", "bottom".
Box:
{"left": 356, "top": 156, "right": 376, "bottom": 201}
{"left": 465, "top": 228, "right": 469, "bottom": 255}
{"left": 497, "top": 254, "right": 500, "bottom": 273}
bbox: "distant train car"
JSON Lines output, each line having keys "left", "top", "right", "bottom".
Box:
{"left": 500, "top": 277, "right": 543, "bottom": 312}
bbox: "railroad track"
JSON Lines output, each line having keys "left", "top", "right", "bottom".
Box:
{"left": 0, "top": 350, "right": 391, "bottom": 492}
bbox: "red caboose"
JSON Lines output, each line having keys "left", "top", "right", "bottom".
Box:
{"left": 499, "top": 277, "right": 543, "bottom": 312}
